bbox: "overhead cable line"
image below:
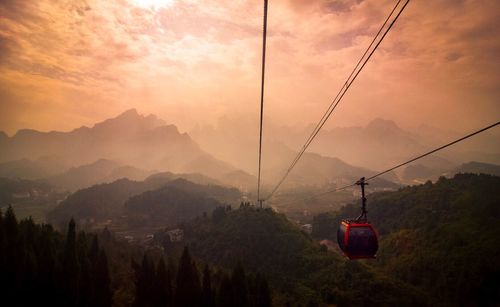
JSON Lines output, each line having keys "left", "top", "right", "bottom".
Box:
{"left": 264, "top": 0, "right": 410, "bottom": 201}
{"left": 364, "top": 121, "right": 500, "bottom": 182}
{"left": 257, "top": 0, "right": 269, "bottom": 207}
{"left": 273, "top": 121, "right": 500, "bottom": 206}
{"left": 289, "top": 0, "right": 403, "bottom": 160}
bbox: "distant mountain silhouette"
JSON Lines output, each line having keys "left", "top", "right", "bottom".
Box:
{"left": 0, "top": 131, "right": 8, "bottom": 145}
{"left": 401, "top": 163, "right": 444, "bottom": 184}
{"left": 145, "top": 171, "right": 223, "bottom": 186}
{"left": 0, "top": 156, "right": 70, "bottom": 179}
{"left": 192, "top": 117, "right": 399, "bottom": 189}
{"left": 310, "top": 118, "right": 499, "bottom": 169}
{"left": 47, "top": 159, "right": 156, "bottom": 191}
{"left": 193, "top": 115, "right": 499, "bottom": 179}
{"left": 453, "top": 161, "right": 500, "bottom": 177}
{"left": 0, "top": 109, "right": 238, "bottom": 184}
{"left": 310, "top": 118, "right": 441, "bottom": 170}
{"left": 401, "top": 161, "right": 500, "bottom": 184}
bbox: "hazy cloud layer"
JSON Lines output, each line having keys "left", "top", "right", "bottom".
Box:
{"left": 0, "top": 0, "right": 499, "bottom": 135}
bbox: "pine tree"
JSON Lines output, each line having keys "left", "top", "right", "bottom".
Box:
{"left": 175, "top": 247, "right": 201, "bottom": 306}
{"left": 257, "top": 277, "right": 272, "bottom": 307}
{"left": 38, "top": 224, "right": 58, "bottom": 305}
{"left": 19, "top": 247, "right": 38, "bottom": 306}
{"left": 201, "top": 265, "right": 215, "bottom": 307}
{"left": 94, "top": 249, "right": 112, "bottom": 307}
{"left": 212, "top": 206, "right": 227, "bottom": 224}
{"left": 154, "top": 257, "right": 172, "bottom": 306}
{"left": 133, "top": 254, "right": 155, "bottom": 307}
{"left": 76, "top": 231, "right": 92, "bottom": 307}
{"left": 63, "top": 218, "right": 80, "bottom": 306}
{"left": 3, "top": 206, "right": 18, "bottom": 306}
{"left": 89, "top": 234, "right": 99, "bottom": 265}
{"left": 4, "top": 205, "right": 18, "bottom": 247}
{"left": 231, "top": 262, "right": 248, "bottom": 307}
{"left": 0, "top": 209, "right": 5, "bottom": 278}
{"left": 218, "top": 274, "right": 233, "bottom": 307}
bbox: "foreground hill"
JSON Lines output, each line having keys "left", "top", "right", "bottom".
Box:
{"left": 48, "top": 177, "right": 241, "bottom": 229}
{"left": 312, "top": 173, "right": 500, "bottom": 306}
{"left": 125, "top": 184, "right": 223, "bottom": 228}
{"left": 164, "top": 206, "right": 424, "bottom": 306}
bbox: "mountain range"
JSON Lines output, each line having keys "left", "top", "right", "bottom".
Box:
{"left": 0, "top": 109, "right": 233, "bottom": 176}
{"left": 0, "top": 110, "right": 406, "bottom": 194}
{"left": 2, "top": 110, "right": 498, "bottom": 195}
{"left": 192, "top": 115, "right": 499, "bottom": 186}
{"left": 0, "top": 109, "right": 256, "bottom": 188}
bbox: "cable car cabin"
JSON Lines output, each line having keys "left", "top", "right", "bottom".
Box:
{"left": 337, "top": 219, "right": 378, "bottom": 259}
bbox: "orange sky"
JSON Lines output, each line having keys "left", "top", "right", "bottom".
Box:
{"left": 0, "top": 0, "right": 499, "bottom": 136}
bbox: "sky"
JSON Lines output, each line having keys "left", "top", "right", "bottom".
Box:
{"left": 0, "top": 0, "right": 499, "bottom": 136}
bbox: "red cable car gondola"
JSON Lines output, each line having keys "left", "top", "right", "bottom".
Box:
{"left": 337, "top": 177, "right": 379, "bottom": 259}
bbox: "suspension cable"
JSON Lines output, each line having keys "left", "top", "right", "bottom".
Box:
{"left": 365, "top": 121, "right": 500, "bottom": 182}
{"left": 257, "top": 0, "right": 269, "bottom": 207}
{"left": 264, "top": 0, "right": 410, "bottom": 201}
{"left": 271, "top": 121, "right": 500, "bottom": 206}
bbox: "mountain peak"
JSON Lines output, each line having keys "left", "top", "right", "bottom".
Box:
{"left": 366, "top": 118, "right": 400, "bottom": 131}
{"left": 116, "top": 108, "right": 139, "bottom": 118}
{"left": 91, "top": 109, "right": 165, "bottom": 134}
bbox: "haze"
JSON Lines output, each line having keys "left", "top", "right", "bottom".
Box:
{"left": 1, "top": 0, "right": 499, "bottom": 137}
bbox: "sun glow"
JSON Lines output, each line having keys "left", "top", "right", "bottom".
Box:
{"left": 131, "top": 0, "right": 174, "bottom": 9}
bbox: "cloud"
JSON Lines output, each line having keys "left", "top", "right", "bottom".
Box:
{"left": 0, "top": 0, "right": 498, "bottom": 135}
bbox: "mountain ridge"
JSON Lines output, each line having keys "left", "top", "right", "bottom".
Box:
{"left": 0, "top": 110, "right": 238, "bottom": 185}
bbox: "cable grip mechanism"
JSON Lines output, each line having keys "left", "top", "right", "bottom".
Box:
{"left": 355, "top": 177, "right": 369, "bottom": 221}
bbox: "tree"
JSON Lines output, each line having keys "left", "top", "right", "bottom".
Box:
{"left": 89, "top": 235, "right": 99, "bottom": 265}
{"left": 201, "top": 265, "right": 215, "bottom": 307}
{"left": 175, "top": 247, "right": 201, "bottom": 306}
{"left": 63, "top": 218, "right": 80, "bottom": 306}
{"left": 79, "top": 256, "right": 93, "bottom": 307}
{"left": 212, "top": 206, "right": 227, "bottom": 224}
{"left": 94, "top": 250, "right": 112, "bottom": 307}
{"left": 77, "top": 231, "right": 92, "bottom": 307}
{"left": 37, "top": 224, "right": 57, "bottom": 305}
{"left": 0, "top": 209, "right": 4, "bottom": 289}
{"left": 257, "top": 277, "right": 272, "bottom": 307}
{"left": 154, "top": 257, "right": 172, "bottom": 307}
{"left": 133, "top": 255, "right": 155, "bottom": 307}
{"left": 218, "top": 274, "right": 233, "bottom": 307}
{"left": 3, "top": 205, "right": 18, "bottom": 246}
{"left": 231, "top": 262, "right": 248, "bottom": 307}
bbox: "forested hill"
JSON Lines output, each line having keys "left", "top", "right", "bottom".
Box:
{"left": 48, "top": 177, "right": 241, "bottom": 227}
{"left": 313, "top": 173, "right": 500, "bottom": 306}
{"left": 124, "top": 184, "right": 223, "bottom": 228}
{"left": 168, "top": 205, "right": 424, "bottom": 306}
{"left": 0, "top": 206, "right": 271, "bottom": 307}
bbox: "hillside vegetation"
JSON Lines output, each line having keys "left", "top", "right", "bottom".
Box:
{"left": 1, "top": 206, "right": 268, "bottom": 307}
{"left": 313, "top": 173, "right": 500, "bottom": 306}
{"left": 168, "top": 205, "right": 424, "bottom": 306}
{"left": 48, "top": 177, "right": 241, "bottom": 229}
